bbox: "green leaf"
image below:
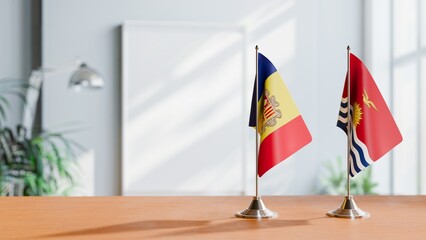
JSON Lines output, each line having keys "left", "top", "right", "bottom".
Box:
{"left": 319, "top": 156, "right": 378, "bottom": 195}
{"left": 0, "top": 105, "right": 7, "bottom": 122}
{"left": 24, "top": 173, "right": 37, "bottom": 194}
{"left": 0, "top": 96, "right": 11, "bottom": 108}
{"left": 0, "top": 122, "right": 79, "bottom": 196}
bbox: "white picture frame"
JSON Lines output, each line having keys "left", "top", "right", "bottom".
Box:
{"left": 121, "top": 21, "right": 248, "bottom": 195}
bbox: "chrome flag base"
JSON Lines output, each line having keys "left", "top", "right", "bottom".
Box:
{"left": 327, "top": 195, "right": 370, "bottom": 219}
{"left": 236, "top": 196, "right": 278, "bottom": 219}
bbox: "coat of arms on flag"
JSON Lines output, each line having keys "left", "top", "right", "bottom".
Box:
{"left": 261, "top": 89, "right": 282, "bottom": 133}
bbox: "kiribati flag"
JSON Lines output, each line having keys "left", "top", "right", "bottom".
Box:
{"left": 249, "top": 53, "right": 311, "bottom": 177}
{"left": 337, "top": 53, "right": 402, "bottom": 177}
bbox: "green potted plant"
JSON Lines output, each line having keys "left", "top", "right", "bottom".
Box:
{"left": 0, "top": 79, "right": 80, "bottom": 196}
{"left": 318, "top": 156, "right": 378, "bottom": 195}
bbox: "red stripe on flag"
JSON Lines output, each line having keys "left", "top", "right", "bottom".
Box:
{"left": 258, "top": 115, "right": 312, "bottom": 177}
{"left": 265, "top": 110, "right": 274, "bottom": 119}
{"left": 264, "top": 107, "right": 273, "bottom": 114}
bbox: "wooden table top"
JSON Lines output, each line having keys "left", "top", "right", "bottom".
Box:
{"left": 1, "top": 196, "right": 426, "bottom": 239}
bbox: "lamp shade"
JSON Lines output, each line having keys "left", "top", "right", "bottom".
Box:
{"left": 69, "top": 63, "right": 104, "bottom": 90}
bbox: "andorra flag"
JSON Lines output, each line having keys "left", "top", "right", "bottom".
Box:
{"left": 249, "top": 53, "right": 312, "bottom": 177}
{"left": 337, "top": 53, "right": 402, "bottom": 177}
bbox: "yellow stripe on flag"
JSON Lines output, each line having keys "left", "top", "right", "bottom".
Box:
{"left": 257, "top": 72, "right": 300, "bottom": 142}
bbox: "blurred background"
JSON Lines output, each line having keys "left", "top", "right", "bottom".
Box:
{"left": 0, "top": 0, "right": 424, "bottom": 196}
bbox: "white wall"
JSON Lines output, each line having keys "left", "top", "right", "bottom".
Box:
{"left": 42, "top": 0, "right": 363, "bottom": 195}
{"left": 0, "top": 0, "right": 32, "bottom": 127}
{"left": 365, "top": 0, "right": 426, "bottom": 195}
{"left": 364, "top": 0, "right": 393, "bottom": 194}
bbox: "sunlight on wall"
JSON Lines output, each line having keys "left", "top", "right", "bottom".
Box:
{"left": 243, "top": 0, "right": 294, "bottom": 31}
{"left": 257, "top": 19, "right": 295, "bottom": 73}
{"left": 366, "top": 0, "right": 426, "bottom": 195}
{"left": 123, "top": 24, "right": 245, "bottom": 195}
{"left": 393, "top": 0, "right": 417, "bottom": 58}
{"left": 173, "top": 30, "right": 243, "bottom": 79}
{"left": 393, "top": 62, "right": 418, "bottom": 194}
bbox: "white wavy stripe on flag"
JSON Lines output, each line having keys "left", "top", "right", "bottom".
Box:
{"left": 340, "top": 97, "right": 348, "bottom": 113}
{"left": 338, "top": 115, "right": 348, "bottom": 123}
{"left": 348, "top": 146, "right": 357, "bottom": 176}
{"left": 348, "top": 128, "right": 357, "bottom": 176}
{"left": 349, "top": 126, "right": 374, "bottom": 176}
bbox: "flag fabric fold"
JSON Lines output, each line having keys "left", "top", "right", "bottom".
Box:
{"left": 249, "top": 53, "right": 311, "bottom": 177}
{"left": 337, "top": 53, "right": 402, "bottom": 177}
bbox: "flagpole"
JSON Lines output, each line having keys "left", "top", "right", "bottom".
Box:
{"left": 236, "top": 45, "right": 277, "bottom": 219}
{"left": 346, "top": 45, "right": 351, "bottom": 198}
{"left": 326, "top": 46, "right": 369, "bottom": 219}
{"left": 255, "top": 45, "right": 259, "bottom": 198}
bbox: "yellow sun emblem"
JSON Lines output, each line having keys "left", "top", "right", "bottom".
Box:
{"left": 352, "top": 102, "right": 363, "bottom": 127}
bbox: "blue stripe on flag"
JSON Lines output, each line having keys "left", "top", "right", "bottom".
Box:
{"left": 336, "top": 100, "right": 349, "bottom": 132}
{"left": 337, "top": 104, "right": 373, "bottom": 177}
{"left": 248, "top": 53, "right": 277, "bottom": 127}
{"left": 349, "top": 150, "right": 361, "bottom": 176}
{"left": 337, "top": 121, "right": 347, "bottom": 132}
{"left": 257, "top": 53, "right": 277, "bottom": 101}
{"left": 351, "top": 132, "right": 370, "bottom": 168}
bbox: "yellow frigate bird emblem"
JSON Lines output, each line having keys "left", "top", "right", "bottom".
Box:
{"left": 363, "top": 89, "right": 378, "bottom": 111}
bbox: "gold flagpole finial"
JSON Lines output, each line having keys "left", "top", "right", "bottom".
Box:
{"left": 255, "top": 45, "right": 259, "bottom": 51}
{"left": 347, "top": 45, "right": 351, "bottom": 51}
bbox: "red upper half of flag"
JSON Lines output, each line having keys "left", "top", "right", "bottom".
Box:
{"left": 341, "top": 53, "right": 402, "bottom": 161}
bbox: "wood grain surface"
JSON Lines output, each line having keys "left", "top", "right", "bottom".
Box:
{"left": 1, "top": 196, "right": 425, "bottom": 239}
